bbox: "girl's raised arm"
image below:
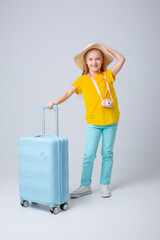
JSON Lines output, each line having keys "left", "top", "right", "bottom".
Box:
{"left": 46, "top": 85, "right": 77, "bottom": 109}
{"left": 103, "top": 44, "right": 125, "bottom": 77}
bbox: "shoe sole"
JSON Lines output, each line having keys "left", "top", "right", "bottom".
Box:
{"left": 70, "top": 191, "right": 92, "bottom": 198}
{"left": 101, "top": 193, "right": 112, "bottom": 198}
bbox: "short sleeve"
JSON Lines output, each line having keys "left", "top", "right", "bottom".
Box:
{"left": 104, "top": 69, "right": 116, "bottom": 82}
{"left": 72, "top": 76, "right": 82, "bottom": 95}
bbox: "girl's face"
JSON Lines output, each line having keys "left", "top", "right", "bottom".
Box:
{"left": 85, "top": 49, "right": 103, "bottom": 74}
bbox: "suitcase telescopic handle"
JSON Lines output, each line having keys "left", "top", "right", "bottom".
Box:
{"left": 41, "top": 105, "right": 59, "bottom": 136}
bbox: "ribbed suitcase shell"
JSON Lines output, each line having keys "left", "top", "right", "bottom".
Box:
{"left": 18, "top": 134, "right": 69, "bottom": 210}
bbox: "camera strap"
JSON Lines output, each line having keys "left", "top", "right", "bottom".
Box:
{"left": 89, "top": 72, "right": 113, "bottom": 101}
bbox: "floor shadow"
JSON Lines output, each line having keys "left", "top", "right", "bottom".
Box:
{"left": 111, "top": 160, "right": 160, "bottom": 191}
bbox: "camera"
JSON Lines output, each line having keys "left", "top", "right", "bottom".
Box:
{"left": 101, "top": 99, "right": 113, "bottom": 108}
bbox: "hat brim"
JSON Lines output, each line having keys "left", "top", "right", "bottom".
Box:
{"left": 74, "top": 43, "right": 114, "bottom": 70}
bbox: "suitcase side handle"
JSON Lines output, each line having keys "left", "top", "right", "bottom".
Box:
{"left": 41, "top": 105, "right": 59, "bottom": 136}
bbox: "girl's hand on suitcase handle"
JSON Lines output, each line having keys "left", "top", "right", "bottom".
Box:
{"left": 46, "top": 102, "right": 55, "bottom": 110}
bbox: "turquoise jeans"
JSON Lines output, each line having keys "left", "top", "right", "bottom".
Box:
{"left": 81, "top": 123, "right": 118, "bottom": 186}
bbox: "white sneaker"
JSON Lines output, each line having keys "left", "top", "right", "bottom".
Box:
{"left": 70, "top": 185, "right": 92, "bottom": 198}
{"left": 101, "top": 184, "right": 112, "bottom": 198}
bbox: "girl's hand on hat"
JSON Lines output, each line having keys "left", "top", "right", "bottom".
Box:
{"left": 102, "top": 44, "right": 111, "bottom": 51}
{"left": 102, "top": 43, "right": 107, "bottom": 47}
{"left": 46, "top": 101, "right": 55, "bottom": 110}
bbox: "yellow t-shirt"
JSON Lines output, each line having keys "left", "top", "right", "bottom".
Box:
{"left": 72, "top": 69, "right": 120, "bottom": 125}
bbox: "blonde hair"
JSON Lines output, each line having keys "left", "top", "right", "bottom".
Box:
{"left": 82, "top": 49, "right": 106, "bottom": 75}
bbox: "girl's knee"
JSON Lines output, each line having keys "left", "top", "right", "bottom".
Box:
{"left": 101, "top": 150, "right": 113, "bottom": 159}
{"left": 84, "top": 152, "right": 96, "bottom": 162}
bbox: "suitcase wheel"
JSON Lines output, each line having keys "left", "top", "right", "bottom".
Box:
{"left": 20, "top": 200, "right": 29, "bottom": 208}
{"left": 60, "top": 203, "right": 69, "bottom": 211}
{"left": 49, "top": 207, "right": 59, "bottom": 215}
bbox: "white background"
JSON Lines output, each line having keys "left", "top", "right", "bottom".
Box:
{"left": 0, "top": 0, "right": 160, "bottom": 239}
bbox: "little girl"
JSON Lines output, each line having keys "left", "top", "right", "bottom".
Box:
{"left": 46, "top": 42, "right": 125, "bottom": 198}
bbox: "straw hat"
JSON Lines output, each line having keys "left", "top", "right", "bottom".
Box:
{"left": 74, "top": 43, "right": 114, "bottom": 70}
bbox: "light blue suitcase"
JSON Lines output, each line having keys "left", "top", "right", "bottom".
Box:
{"left": 18, "top": 105, "right": 69, "bottom": 214}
